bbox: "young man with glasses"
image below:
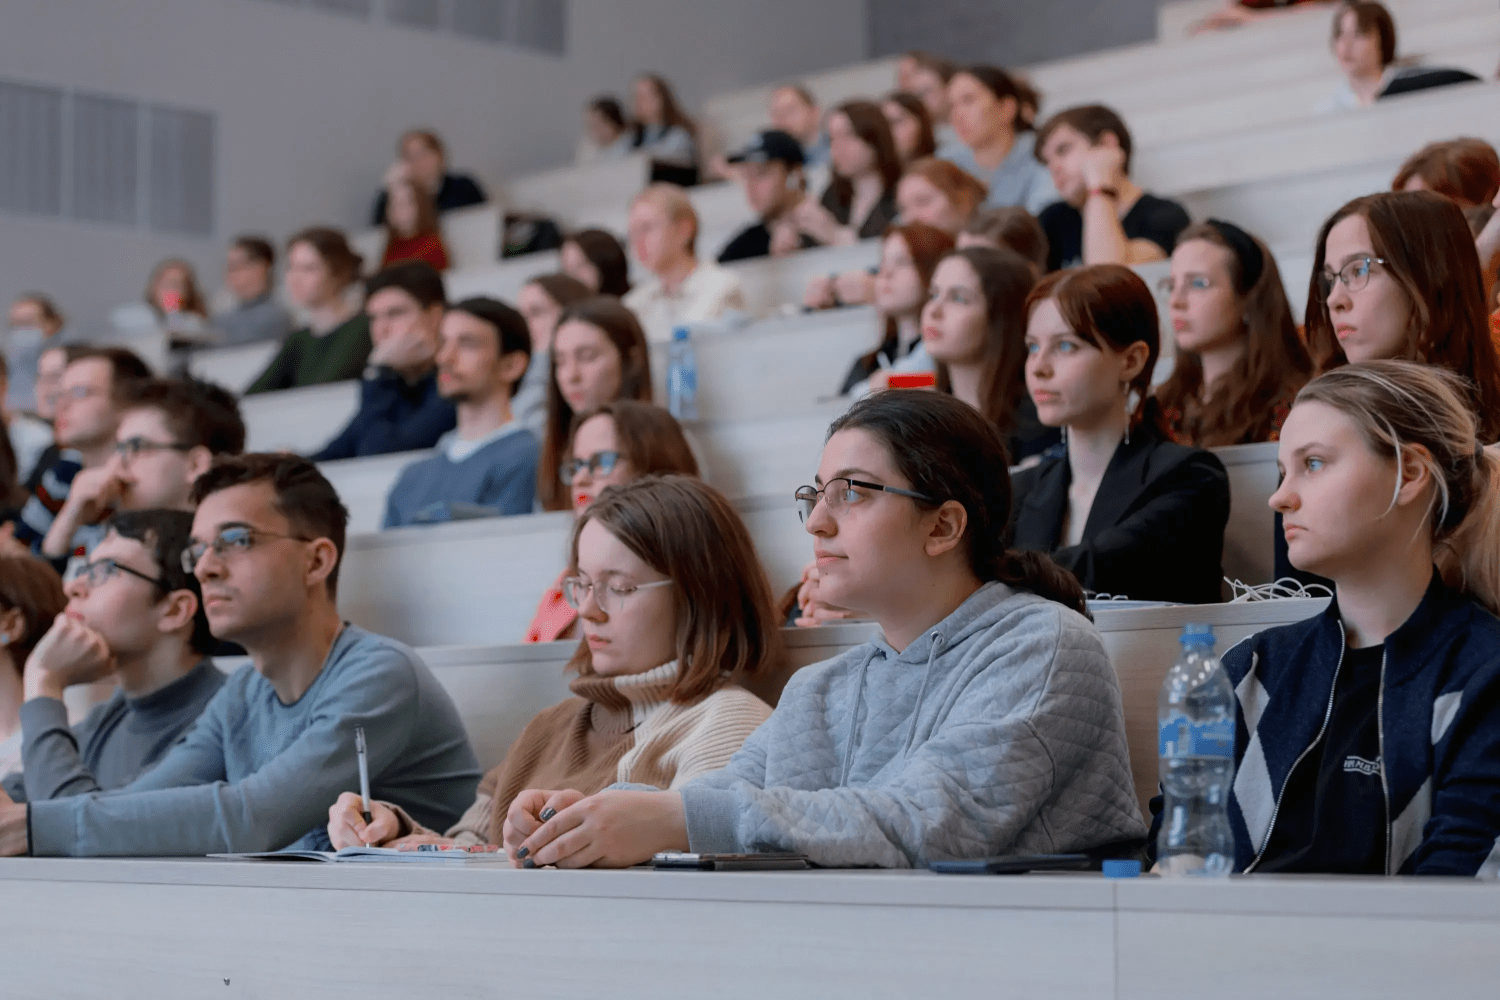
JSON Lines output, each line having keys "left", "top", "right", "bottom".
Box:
{"left": 0, "top": 453, "right": 479, "bottom": 857}
{"left": 11, "top": 347, "right": 151, "bottom": 567}
{"left": 0, "top": 510, "right": 224, "bottom": 805}
{"left": 33, "top": 376, "right": 243, "bottom": 572}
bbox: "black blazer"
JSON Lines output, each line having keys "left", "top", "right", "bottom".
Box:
{"left": 1009, "top": 421, "right": 1230, "bottom": 604}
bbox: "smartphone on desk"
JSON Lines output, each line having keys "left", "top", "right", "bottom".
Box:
{"left": 653, "top": 852, "right": 811, "bottom": 871}
{"left": 928, "top": 853, "right": 1093, "bottom": 875}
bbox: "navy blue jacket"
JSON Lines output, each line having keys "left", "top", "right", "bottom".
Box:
{"left": 1218, "top": 575, "right": 1500, "bottom": 876}
{"left": 310, "top": 367, "right": 455, "bottom": 463}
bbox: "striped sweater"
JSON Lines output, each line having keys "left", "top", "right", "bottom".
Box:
{"left": 387, "top": 661, "right": 770, "bottom": 846}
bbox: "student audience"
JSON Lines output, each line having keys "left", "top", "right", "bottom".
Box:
{"left": 538, "top": 297, "right": 655, "bottom": 511}
{"left": 144, "top": 259, "right": 210, "bottom": 329}
{"left": 103, "top": 377, "right": 246, "bottom": 516}
{"left": 1316, "top": 1, "right": 1480, "bottom": 113}
{"left": 957, "top": 207, "right": 1050, "bottom": 272}
{"left": 514, "top": 274, "right": 594, "bottom": 436}
{"left": 768, "top": 84, "right": 830, "bottom": 169}
{"left": 14, "top": 345, "right": 82, "bottom": 509}
{"left": 379, "top": 179, "right": 451, "bottom": 273}
{"left": 0, "top": 556, "right": 66, "bottom": 777}
{"left": 939, "top": 66, "right": 1057, "bottom": 214}
{"left": 499, "top": 390, "right": 1146, "bottom": 869}
{"left": 923, "top": 247, "right": 1061, "bottom": 463}
{"left": 1, "top": 510, "right": 225, "bottom": 804}
{"left": 311, "top": 262, "right": 455, "bottom": 462}
{"left": 1013, "top": 265, "right": 1230, "bottom": 604}
{"left": 1391, "top": 138, "right": 1500, "bottom": 208}
{"left": 0, "top": 355, "right": 51, "bottom": 488}
{"left": 631, "top": 74, "right": 701, "bottom": 186}
{"left": 838, "top": 223, "right": 954, "bottom": 395}
{"left": 560, "top": 229, "right": 632, "bottom": 298}
{"left": 216, "top": 236, "right": 294, "bottom": 347}
{"left": 790, "top": 100, "right": 902, "bottom": 246}
{"left": 623, "top": 184, "right": 746, "bottom": 344}
{"left": 371, "top": 129, "right": 486, "bottom": 226}
{"left": 1035, "top": 105, "right": 1191, "bottom": 270}
{"left": 14, "top": 348, "right": 152, "bottom": 568}
{"left": 246, "top": 228, "right": 372, "bottom": 395}
{"left": 882, "top": 92, "right": 938, "bottom": 165}
{"left": 1305, "top": 190, "right": 1500, "bottom": 441}
{"left": 382, "top": 298, "right": 537, "bottom": 528}
{"left": 5, "top": 293, "right": 66, "bottom": 412}
{"left": 525, "top": 401, "right": 700, "bottom": 644}
{"left": 896, "top": 158, "right": 988, "bottom": 236}
{"left": 1167, "top": 361, "right": 1500, "bottom": 875}
{"left": 0, "top": 454, "right": 480, "bottom": 856}
{"left": 576, "top": 96, "right": 633, "bottom": 165}
{"left": 331, "top": 474, "right": 781, "bottom": 850}
{"left": 718, "top": 131, "right": 815, "bottom": 264}
{"left": 897, "top": 52, "right": 957, "bottom": 142}
{"left": 1157, "top": 221, "right": 1315, "bottom": 446}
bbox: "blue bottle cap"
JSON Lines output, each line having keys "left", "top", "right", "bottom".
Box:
{"left": 1180, "top": 622, "right": 1214, "bottom": 646}
{"left": 672, "top": 326, "right": 690, "bottom": 340}
{"left": 1102, "top": 859, "right": 1141, "bottom": 879}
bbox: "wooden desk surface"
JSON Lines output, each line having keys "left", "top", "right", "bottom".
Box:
{"left": 2, "top": 860, "right": 1496, "bottom": 999}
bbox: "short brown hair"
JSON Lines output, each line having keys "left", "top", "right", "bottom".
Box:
{"left": 566, "top": 400, "right": 699, "bottom": 481}
{"left": 189, "top": 453, "right": 349, "bottom": 597}
{"left": 72, "top": 345, "right": 152, "bottom": 392}
{"left": 567, "top": 476, "right": 784, "bottom": 704}
{"left": 963, "top": 207, "right": 1049, "bottom": 271}
{"left": 12, "top": 292, "right": 63, "bottom": 328}
{"left": 1036, "top": 104, "right": 1135, "bottom": 174}
{"left": 0, "top": 555, "right": 66, "bottom": 671}
{"left": 1392, "top": 138, "right": 1500, "bottom": 208}
{"left": 119, "top": 377, "right": 246, "bottom": 456}
{"left": 1334, "top": 1, "right": 1396, "bottom": 67}
{"left": 399, "top": 128, "right": 446, "bottom": 159}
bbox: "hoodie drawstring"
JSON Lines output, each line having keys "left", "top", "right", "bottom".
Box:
{"left": 838, "top": 646, "right": 880, "bottom": 786}
{"left": 902, "top": 631, "right": 945, "bottom": 758}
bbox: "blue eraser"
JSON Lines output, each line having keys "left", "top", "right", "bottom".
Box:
{"left": 1102, "top": 859, "right": 1142, "bottom": 879}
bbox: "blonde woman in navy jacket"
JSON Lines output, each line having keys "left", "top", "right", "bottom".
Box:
{"left": 1159, "top": 361, "right": 1500, "bottom": 876}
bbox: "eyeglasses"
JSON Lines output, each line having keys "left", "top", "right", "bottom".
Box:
{"left": 66, "top": 556, "right": 168, "bottom": 592}
{"left": 115, "top": 437, "right": 193, "bottom": 464}
{"left": 558, "top": 450, "right": 622, "bottom": 485}
{"left": 794, "top": 478, "right": 938, "bottom": 523}
{"left": 560, "top": 575, "right": 673, "bottom": 613}
{"left": 1318, "top": 256, "right": 1387, "bottom": 301}
{"left": 181, "top": 525, "right": 313, "bottom": 574}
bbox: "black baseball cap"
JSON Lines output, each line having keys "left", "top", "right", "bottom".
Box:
{"left": 727, "top": 130, "right": 805, "bottom": 168}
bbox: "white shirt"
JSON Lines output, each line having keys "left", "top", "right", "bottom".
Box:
{"left": 623, "top": 261, "right": 746, "bottom": 344}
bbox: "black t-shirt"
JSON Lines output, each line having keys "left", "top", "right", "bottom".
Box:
{"left": 1256, "top": 643, "right": 1387, "bottom": 874}
{"left": 717, "top": 223, "right": 816, "bottom": 264}
{"left": 819, "top": 185, "right": 899, "bottom": 241}
{"left": 1038, "top": 193, "right": 1191, "bottom": 272}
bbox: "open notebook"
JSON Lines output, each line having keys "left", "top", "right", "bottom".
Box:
{"left": 211, "top": 846, "right": 510, "bottom": 864}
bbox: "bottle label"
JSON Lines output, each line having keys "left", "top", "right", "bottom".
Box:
{"left": 1159, "top": 716, "right": 1234, "bottom": 759}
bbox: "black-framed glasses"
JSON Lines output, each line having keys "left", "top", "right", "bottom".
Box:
{"left": 1318, "top": 256, "right": 1387, "bottom": 301}
{"left": 560, "top": 575, "right": 673, "bottom": 613}
{"left": 66, "top": 557, "right": 169, "bottom": 592}
{"left": 181, "top": 525, "right": 313, "bottom": 573}
{"left": 558, "top": 450, "right": 622, "bottom": 485}
{"left": 115, "top": 437, "right": 194, "bottom": 464}
{"left": 794, "top": 478, "right": 938, "bottom": 523}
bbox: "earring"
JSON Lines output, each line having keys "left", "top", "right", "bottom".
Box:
{"left": 0, "top": 634, "right": 9, "bottom": 646}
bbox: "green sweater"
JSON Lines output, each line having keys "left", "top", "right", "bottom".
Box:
{"left": 245, "top": 314, "right": 372, "bottom": 394}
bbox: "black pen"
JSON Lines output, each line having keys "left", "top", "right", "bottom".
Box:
{"left": 355, "top": 726, "right": 373, "bottom": 825}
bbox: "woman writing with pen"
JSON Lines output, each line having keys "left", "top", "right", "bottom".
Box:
{"left": 327, "top": 476, "right": 786, "bottom": 850}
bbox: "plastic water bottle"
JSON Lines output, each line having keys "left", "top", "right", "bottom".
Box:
{"left": 1157, "top": 623, "right": 1235, "bottom": 877}
{"left": 667, "top": 326, "right": 698, "bottom": 420}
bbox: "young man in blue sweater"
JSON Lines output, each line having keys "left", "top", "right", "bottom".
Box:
{"left": 381, "top": 297, "right": 538, "bottom": 528}
{"left": 0, "top": 454, "right": 479, "bottom": 856}
{"left": 311, "top": 261, "right": 455, "bottom": 462}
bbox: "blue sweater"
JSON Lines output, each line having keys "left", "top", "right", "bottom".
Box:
{"left": 27, "top": 626, "right": 480, "bottom": 856}
{"left": 311, "top": 367, "right": 455, "bottom": 462}
{"left": 1153, "top": 574, "right": 1500, "bottom": 877}
{"left": 382, "top": 424, "right": 538, "bottom": 529}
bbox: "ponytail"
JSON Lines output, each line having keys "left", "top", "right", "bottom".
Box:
{"left": 1437, "top": 445, "right": 1500, "bottom": 616}
{"left": 995, "top": 550, "right": 1090, "bottom": 619}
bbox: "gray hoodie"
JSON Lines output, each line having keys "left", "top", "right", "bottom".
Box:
{"left": 678, "top": 581, "right": 1147, "bottom": 868}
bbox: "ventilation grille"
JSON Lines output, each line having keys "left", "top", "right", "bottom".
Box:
{"left": 513, "top": 0, "right": 566, "bottom": 55}
{"left": 0, "top": 78, "right": 216, "bottom": 237}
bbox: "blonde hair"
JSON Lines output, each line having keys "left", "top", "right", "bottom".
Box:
{"left": 1296, "top": 360, "right": 1500, "bottom": 614}
{"left": 632, "top": 183, "right": 699, "bottom": 254}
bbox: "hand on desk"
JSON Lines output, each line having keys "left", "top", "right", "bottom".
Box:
{"left": 327, "top": 792, "right": 400, "bottom": 849}
{"left": 0, "top": 787, "right": 26, "bottom": 856}
{"left": 505, "top": 788, "right": 689, "bottom": 869}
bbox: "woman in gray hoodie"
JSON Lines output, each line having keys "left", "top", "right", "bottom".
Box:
{"left": 503, "top": 390, "right": 1147, "bottom": 869}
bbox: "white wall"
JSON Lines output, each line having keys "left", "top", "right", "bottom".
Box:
{"left": 0, "top": 0, "right": 866, "bottom": 339}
